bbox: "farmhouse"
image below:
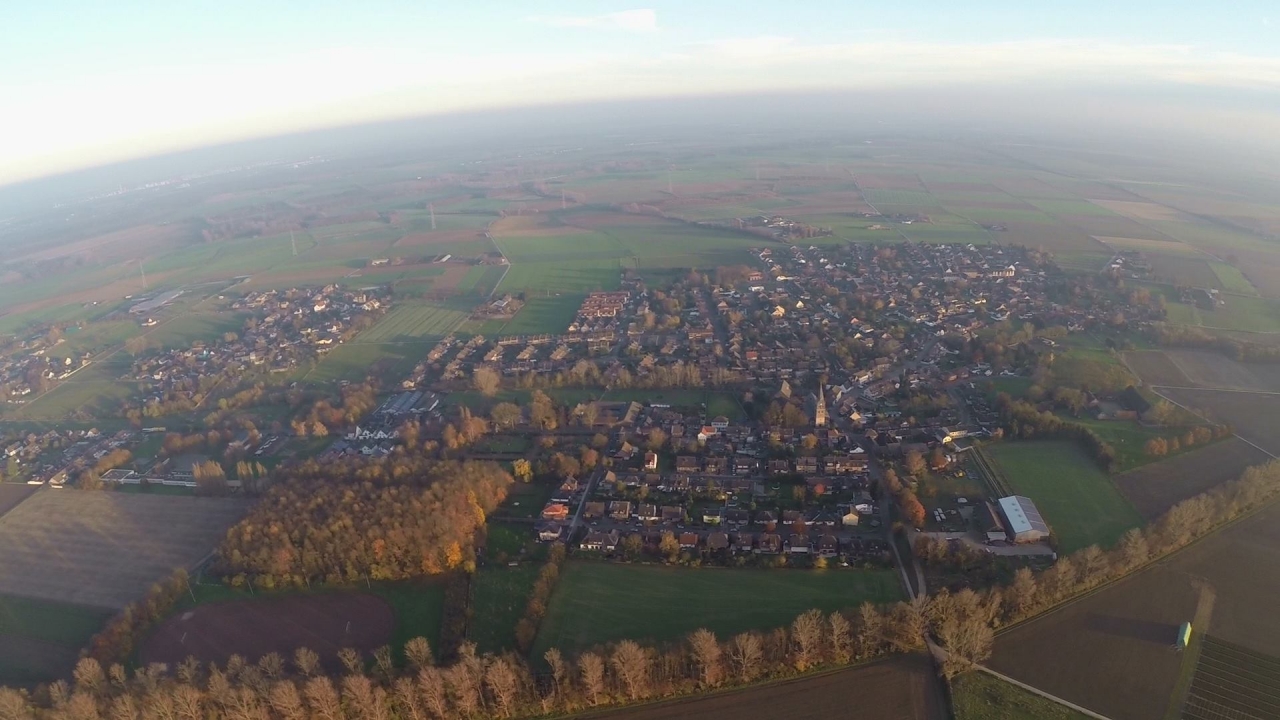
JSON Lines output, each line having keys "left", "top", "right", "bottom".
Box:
{"left": 997, "top": 495, "right": 1051, "bottom": 544}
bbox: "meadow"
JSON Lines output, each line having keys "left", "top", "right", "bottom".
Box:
{"left": 0, "top": 593, "right": 113, "bottom": 686}
{"left": 984, "top": 441, "right": 1143, "bottom": 553}
{"left": 468, "top": 564, "right": 540, "bottom": 654}
{"left": 532, "top": 562, "right": 903, "bottom": 658}
{"left": 952, "top": 672, "right": 1090, "bottom": 720}
{"left": 354, "top": 302, "right": 467, "bottom": 343}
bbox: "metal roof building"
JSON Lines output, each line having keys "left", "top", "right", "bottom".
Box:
{"left": 998, "top": 495, "right": 1051, "bottom": 543}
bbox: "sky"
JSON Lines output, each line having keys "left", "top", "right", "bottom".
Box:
{"left": 2, "top": 0, "right": 1280, "bottom": 186}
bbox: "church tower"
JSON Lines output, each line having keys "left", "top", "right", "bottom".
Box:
{"left": 814, "top": 385, "right": 827, "bottom": 427}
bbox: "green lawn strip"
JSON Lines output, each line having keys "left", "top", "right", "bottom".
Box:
{"left": 468, "top": 565, "right": 540, "bottom": 654}
{"left": 532, "top": 563, "right": 903, "bottom": 658}
{"left": 984, "top": 441, "right": 1143, "bottom": 553}
{"left": 0, "top": 593, "right": 113, "bottom": 646}
{"left": 952, "top": 672, "right": 1092, "bottom": 720}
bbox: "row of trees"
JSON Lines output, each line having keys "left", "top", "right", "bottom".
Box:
{"left": 2, "top": 598, "right": 930, "bottom": 720}
{"left": 1143, "top": 425, "right": 1230, "bottom": 458}
{"left": 1152, "top": 322, "right": 1280, "bottom": 363}
{"left": 885, "top": 468, "right": 926, "bottom": 529}
{"left": 212, "top": 460, "right": 513, "bottom": 586}
{"left": 512, "top": 545, "right": 566, "bottom": 654}
{"left": 84, "top": 570, "right": 190, "bottom": 666}
{"left": 995, "top": 394, "right": 1118, "bottom": 471}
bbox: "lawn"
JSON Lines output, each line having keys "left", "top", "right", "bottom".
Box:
{"left": 532, "top": 563, "right": 904, "bottom": 657}
{"left": 303, "top": 343, "right": 424, "bottom": 384}
{"left": 1058, "top": 413, "right": 1211, "bottom": 473}
{"left": 0, "top": 593, "right": 113, "bottom": 685}
{"left": 146, "top": 312, "right": 246, "bottom": 350}
{"left": 1208, "top": 261, "right": 1258, "bottom": 295}
{"left": 1165, "top": 295, "right": 1280, "bottom": 333}
{"left": 984, "top": 441, "right": 1143, "bottom": 553}
{"left": 355, "top": 303, "right": 467, "bottom": 343}
{"left": 952, "top": 672, "right": 1091, "bottom": 720}
{"left": 498, "top": 294, "right": 583, "bottom": 335}
{"left": 469, "top": 565, "right": 540, "bottom": 654}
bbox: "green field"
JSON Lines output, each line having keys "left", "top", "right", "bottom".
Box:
{"left": 532, "top": 563, "right": 903, "bottom": 657}
{"left": 468, "top": 565, "right": 540, "bottom": 654}
{"left": 1208, "top": 262, "right": 1259, "bottom": 295}
{"left": 1165, "top": 295, "right": 1280, "bottom": 332}
{"left": 6, "top": 358, "right": 135, "bottom": 421}
{"left": 355, "top": 303, "right": 467, "bottom": 343}
{"left": 496, "top": 294, "right": 584, "bottom": 336}
{"left": 302, "top": 343, "right": 422, "bottom": 383}
{"left": 0, "top": 593, "right": 113, "bottom": 685}
{"left": 952, "top": 672, "right": 1091, "bottom": 720}
{"left": 147, "top": 312, "right": 246, "bottom": 350}
{"left": 985, "top": 441, "right": 1143, "bottom": 553}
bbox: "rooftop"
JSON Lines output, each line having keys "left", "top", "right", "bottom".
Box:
{"left": 998, "top": 495, "right": 1050, "bottom": 536}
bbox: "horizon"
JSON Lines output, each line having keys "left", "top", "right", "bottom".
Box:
{"left": 5, "top": 0, "right": 1280, "bottom": 188}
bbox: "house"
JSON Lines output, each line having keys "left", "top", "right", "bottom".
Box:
{"left": 734, "top": 457, "right": 756, "bottom": 475}
{"left": 637, "top": 503, "right": 660, "bottom": 522}
{"left": 661, "top": 505, "right": 685, "bottom": 524}
{"left": 583, "top": 502, "right": 606, "bottom": 519}
{"left": 582, "top": 529, "right": 620, "bottom": 553}
{"left": 541, "top": 503, "right": 570, "bottom": 521}
{"left": 733, "top": 532, "right": 755, "bottom": 554}
{"left": 609, "top": 501, "right": 633, "bottom": 521}
{"left": 706, "top": 531, "right": 730, "bottom": 553}
{"left": 679, "top": 532, "right": 700, "bottom": 550}
{"left": 755, "top": 510, "right": 776, "bottom": 526}
{"left": 536, "top": 522, "right": 564, "bottom": 542}
{"left": 768, "top": 459, "right": 791, "bottom": 475}
{"left": 817, "top": 534, "right": 840, "bottom": 558}
{"left": 781, "top": 509, "right": 804, "bottom": 525}
{"left": 787, "top": 534, "right": 811, "bottom": 554}
{"left": 644, "top": 451, "right": 659, "bottom": 470}
{"left": 710, "top": 416, "right": 730, "bottom": 432}
{"left": 796, "top": 457, "right": 818, "bottom": 475}
{"left": 703, "top": 457, "right": 727, "bottom": 475}
{"left": 676, "top": 455, "right": 700, "bottom": 473}
{"left": 841, "top": 509, "right": 861, "bottom": 527}
{"left": 725, "top": 508, "right": 750, "bottom": 527}
{"left": 757, "top": 533, "right": 783, "bottom": 554}
{"left": 702, "top": 507, "right": 722, "bottom": 525}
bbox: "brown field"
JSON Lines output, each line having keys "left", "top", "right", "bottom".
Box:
{"left": 854, "top": 173, "right": 928, "bottom": 190}
{"left": 990, "top": 176, "right": 1076, "bottom": 199}
{"left": 1058, "top": 214, "right": 1172, "bottom": 240}
{"left": 578, "top": 654, "right": 946, "bottom": 720}
{"left": 0, "top": 484, "right": 36, "bottom": 517}
{"left": 1148, "top": 255, "right": 1222, "bottom": 289}
{"left": 1124, "top": 350, "right": 1190, "bottom": 387}
{"left": 1089, "top": 200, "right": 1193, "bottom": 223}
{"left": 1114, "top": 438, "right": 1272, "bottom": 519}
{"left": 1164, "top": 350, "right": 1280, "bottom": 393}
{"left": 394, "top": 229, "right": 490, "bottom": 247}
{"left": 1000, "top": 222, "right": 1107, "bottom": 252}
{"left": 0, "top": 491, "right": 248, "bottom": 609}
{"left": 139, "top": 593, "right": 395, "bottom": 669}
{"left": 431, "top": 264, "right": 471, "bottom": 293}
{"left": 8, "top": 223, "right": 194, "bottom": 265}
{"left": 1093, "top": 236, "right": 1202, "bottom": 256}
{"left": 1157, "top": 387, "right": 1280, "bottom": 456}
{"left": 491, "top": 214, "right": 591, "bottom": 237}
{"left": 994, "top": 492, "right": 1280, "bottom": 720}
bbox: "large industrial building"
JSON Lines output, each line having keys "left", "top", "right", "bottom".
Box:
{"left": 997, "top": 495, "right": 1051, "bottom": 544}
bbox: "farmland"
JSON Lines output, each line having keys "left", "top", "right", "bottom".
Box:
{"left": 353, "top": 302, "right": 466, "bottom": 343}
{"left": 984, "top": 441, "right": 1143, "bottom": 553}
{"left": 532, "top": 562, "right": 903, "bottom": 658}
{"left": 0, "top": 593, "right": 113, "bottom": 686}
{"left": 586, "top": 654, "right": 946, "bottom": 720}
{"left": 468, "top": 564, "right": 540, "bottom": 653}
{"left": 1182, "top": 636, "right": 1280, "bottom": 720}
{"left": 1156, "top": 388, "right": 1280, "bottom": 456}
{"left": 1115, "top": 438, "right": 1273, "bottom": 520}
{"left": 0, "top": 490, "right": 248, "bottom": 609}
{"left": 952, "top": 672, "right": 1091, "bottom": 720}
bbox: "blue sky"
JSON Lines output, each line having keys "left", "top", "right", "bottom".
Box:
{"left": 2, "top": 0, "right": 1278, "bottom": 184}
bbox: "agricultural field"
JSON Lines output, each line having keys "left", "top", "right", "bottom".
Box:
{"left": 984, "top": 441, "right": 1143, "bottom": 553}
{"left": 1207, "top": 262, "right": 1258, "bottom": 295}
{"left": 468, "top": 564, "right": 540, "bottom": 654}
{"left": 1165, "top": 295, "right": 1280, "bottom": 333}
{"left": 496, "top": 294, "right": 584, "bottom": 336}
{"left": 0, "top": 484, "right": 35, "bottom": 517}
{"left": 5, "top": 357, "right": 135, "bottom": 421}
{"left": 1154, "top": 350, "right": 1280, "bottom": 393}
{"left": 532, "top": 562, "right": 903, "bottom": 658}
{"left": 1114, "top": 438, "right": 1273, "bottom": 520}
{"left": 1124, "top": 350, "right": 1191, "bottom": 387}
{"left": 952, "top": 672, "right": 1091, "bottom": 720}
{"left": 0, "top": 490, "right": 248, "bottom": 609}
{"left": 593, "top": 654, "right": 946, "bottom": 720}
{"left": 1157, "top": 388, "right": 1280, "bottom": 456}
{"left": 1182, "top": 636, "right": 1280, "bottom": 720}
{"left": 354, "top": 302, "right": 466, "bottom": 343}
{"left": 303, "top": 343, "right": 423, "bottom": 384}
{"left": 0, "top": 593, "right": 114, "bottom": 686}
{"left": 145, "top": 312, "right": 246, "bottom": 350}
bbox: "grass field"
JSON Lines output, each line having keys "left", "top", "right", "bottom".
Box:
{"left": 469, "top": 565, "right": 540, "bottom": 654}
{"left": 952, "top": 672, "right": 1090, "bottom": 720}
{"left": 0, "top": 593, "right": 113, "bottom": 685}
{"left": 1208, "top": 262, "right": 1258, "bottom": 295}
{"left": 355, "top": 303, "right": 467, "bottom": 343}
{"left": 984, "top": 441, "right": 1143, "bottom": 553}
{"left": 1165, "top": 295, "right": 1280, "bottom": 333}
{"left": 147, "top": 312, "right": 245, "bottom": 350}
{"left": 496, "top": 294, "right": 583, "bottom": 335}
{"left": 532, "top": 563, "right": 903, "bottom": 657}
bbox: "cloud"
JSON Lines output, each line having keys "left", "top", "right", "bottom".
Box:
{"left": 529, "top": 9, "right": 657, "bottom": 32}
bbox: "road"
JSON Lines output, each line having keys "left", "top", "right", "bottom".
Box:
{"left": 567, "top": 466, "right": 605, "bottom": 535}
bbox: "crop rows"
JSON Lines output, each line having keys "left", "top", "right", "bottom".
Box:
{"left": 1183, "top": 637, "right": 1280, "bottom": 720}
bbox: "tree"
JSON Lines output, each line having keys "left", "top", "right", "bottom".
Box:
{"left": 512, "top": 458, "right": 533, "bottom": 483}
{"left": 900, "top": 492, "right": 926, "bottom": 528}
{"left": 829, "top": 611, "right": 853, "bottom": 664}
{"left": 578, "top": 652, "right": 606, "bottom": 706}
{"left": 790, "top": 609, "right": 825, "bottom": 671}
{"left": 658, "top": 531, "right": 680, "bottom": 562}
{"left": 903, "top": 451, "right": 926, "bottom": 477}
{"left": 610, "top": 640, "right": 651, "bottom": 701}
{"left": 1118, "top": 528, "right": 1150, "bottom": 570}
{"left": 473, "top": 367, "right": 500, "bottom": 397}
{"left": 729, "top": 632, "right": 763, "bottom": 682}
{"left": 688, "top": 629, "right": 723, "bottom": 688}
{"left": 404, "top": 637, "right": 433, "bottom": 670}
{"left": 646, "top": 427, "right": 668, "bottom": 451}
{"left": 483, "top": 657, "right": 519, "bottom": 717}
{"left": 491, "top": 402, "right": 521, "bottom": 429}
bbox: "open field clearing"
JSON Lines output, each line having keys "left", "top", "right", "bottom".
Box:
{"left": 1088, "top": 199, "right": 1194, "bottom": 223}
{"left": 354, "top": 302, "right": 466, "bottom": 343}
{"left": 0, "top": 484, "right": 36, "bottom": 517}
{"left": 953, "top": 672, "right": 1091, "bottom": 720}
{"left": 861, "top": 188, "right": 940, "bottom": 206}
{"left": 6, "top": 359, "right": 135, "bottom": 421}
{"left": 1003, "top": 221, "right": 1108, "bottom": 254}
{"left": 1207, "top": 262, "right": 1258, "bottom": 295}
{"left": 0, "top": 593, "right": 114, "bottom": 686}
{"left": 1149, "top": 256, "right": 1222, "bottom": 289}
{"left": 583, "top": 654, "right": 946, "bottom": 720}
{"left": 304, "top": 343, "right": 424, "bottom": 383}
{"left": 994, "top": 487, "right": 1280, "bottom": 720}
{"left": 496, "top": 261, "right": 622, "bottom": 294}
{"left": 497, "top": 294, "right": 584, "bottom": 335}
{"left": 1161, "top": 350, "right": 1280, "bottom": 392}
{"left": 1156, "top": 388, "right": 1280, "bottom": 456}
{"left": 1182, "top": 636, "right": 1280, "bottom": 720}
{"left": 1165, "top": 295, "right": 1280, "bottom": 333}
{"left": 0, "top": 491, "right": 248, "bottom": 609}
{"left": 1125, "top": 350, "right": 1191, "bottom": 387}
{"left": 1114, "top": 438, "right": 1272, "bottom": 520}
{"left": 1095, "top": 235, "right": 1203, "bottom": 256}
{"left": 533, "top": 563, "right": 903, "bottom": 658}
{"left": 140, "top": 592, "right": 395, "bottom": 670}
{"left": 146, "top": 312, "right": 245, "bottom": 349}
{"left": 985, "top": 441, "right": 1143, "bottom": 553}
{"left": 469, "top": 565, "right": 539, "bottom": 654}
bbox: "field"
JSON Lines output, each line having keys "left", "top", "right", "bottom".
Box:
{"left": 992, "top": 482, "right": 1280, "bottom": 720}
{"left": 532, "top": 563, "right": 903, "bottom": 657}
{"left": 952, "top": 672, "right": 1091, "bottom": 720}
{"left": 1124, "top": 350, "right": 1191, "bottom": 387}
{"left": 1165, "top": 295, "right": 1280, "bottom": 333}
{"left": 0, "top": 484, "right": 35, "bottom": 516}
{"left": 140, "top": 592, "right": 395, "bottom": 669}
{"left": 1157, "top": 350, "right": 1280, "bottom": 393}
{"left": 1157, "top": 388, "right": 1280, "bottom": 456}
{"left": 495, "top": 294, "right": 584, "bottom": 336}
{"left": 1182, "top": 636, "right": 1280, "bottom": 720}
{"left": 0, "top": 593, "right": 113, "bottom": 686}
{"left": 0, "top": 490, "right": 248, "bottom": 609}
{"left": 984, "top": 441, "right": 1143, "bottom": 553}
{"left": 1115, "top": 438, "right": 1273, "bottom": 520}
{"left": 354, "top": 302, "right": 467, "bottom": 342}
{"left": 582, "top": 654, "right": 945, "bottom": 720}
{"left": 468, "top": 564, "right": 540, "bottom": 654}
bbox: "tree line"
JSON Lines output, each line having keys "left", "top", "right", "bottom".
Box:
{"left": 84, "top": 570, "right": 190, "bottom": 667}
{"left": 994, "top": 394, "right": 1118, "bottom": 471}
{"left": 513, "top": 545, "right": 566, "bottom": 654}
{"left": 212, "top": 460, "right": 513, "bottom": 588}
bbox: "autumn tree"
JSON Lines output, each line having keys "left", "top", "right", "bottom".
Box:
{"left": 473, "top": 367, "right": 501, "bottom": 397}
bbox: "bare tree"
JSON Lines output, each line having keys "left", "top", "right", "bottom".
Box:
{"left": 791, "top": 609, "right": 826, "bottom": 671}
{"left": 258, "top": 652, "right": 284, "bottom": 681}
{"left": 484, "top": 657, "right": 520, "bottom": 718}
{"left": 72, "top": 657, "right": 106, "bottom": 696}
{"left": 342, "top": 674, "right": 390, "bottom": 720}
{"left": 829, "top": 611, "right": 853, "bottom": 664}
{"left": 578, "top": 652, "right": 606, "bottom": 706}
{"left": 610, "top": 640, "right": 652, "bottom": 701}
{"left": 445, "top": 663, "right": 481, "bottom": 717}
{"left": 688, "top": 629, "right": 723, "bottom": 688}
{"left": 373, "top": 646, "right": 396, "bottom": 681}
{"left": 303, "top": 676, "right": 344, "bottom": 720}
{"left": 107, "top": 694, "right": 140, "bottom": 720}
{"left": 392, "top": 678, "right": 425, "bottom": 720}
{"left": 404, "top": 637, "right": 434, "bottom": 670}
{"left": 1118, "top": 528, "right": 1150, "bottom": 570}
{"left": 268, "top": 681, "right": 308, "bottom": 720}
{"left": 544, "top": 648, "right": 568, "bottom": 707}
{"left": 416, "top": 667, "right": 449, "bottom": 719}
{"left": 338, "top": 648, "right": 364, "bottom": 676}
{"left": 729, "top": 632, "right": 764, "bottom": 682}
{"left": 473, "top": 367, "right": 501, "bottom": 397}
{"left": 293, "top": 648, "right": 320, "bottom": 677}
{"left": 856, "top": 602, "right": 883, "bottom": 659}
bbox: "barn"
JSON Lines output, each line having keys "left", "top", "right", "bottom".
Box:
{"left": 998, "top": 495, "right": 1051, "bottom": 544}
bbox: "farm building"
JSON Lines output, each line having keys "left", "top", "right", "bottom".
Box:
{"left": 997, "top": 495, "right": 1051, "bottom": 543}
